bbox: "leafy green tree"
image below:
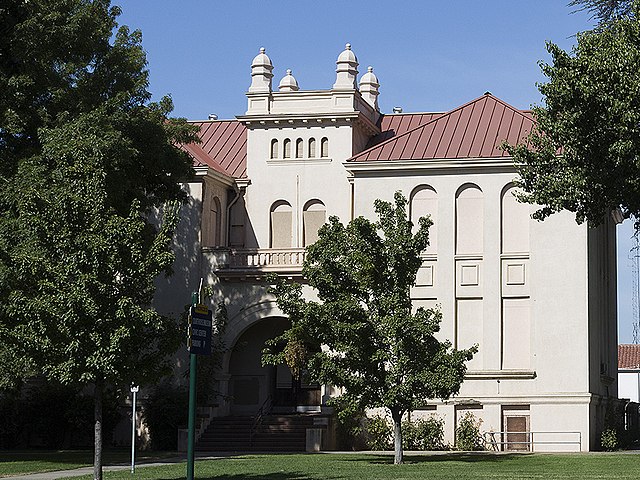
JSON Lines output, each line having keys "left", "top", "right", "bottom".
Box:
{"left": 264, "top": 192, "right": 476, "bottom": 464}
{"left": 569, "top": 0, "right": 634, "bottom": 24}
{"left": 0, "top": 1, "right": 197, "bottom": 477}
{"left": 0, "top": 344, "right": 35, "bottom": 392}
{"left": 506, "top": 2, "right": 640, "bottom": 229}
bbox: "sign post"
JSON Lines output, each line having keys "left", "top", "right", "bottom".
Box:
{"left": 186, "top": 288, "right": 213, "bottom": 480}
{"left": 188, "top": 303, "right": 214, "bottom": 356}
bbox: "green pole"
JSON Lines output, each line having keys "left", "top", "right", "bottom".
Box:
{"left": 187, "top": 292, "right": 198, "bottom": 480}
{"left": 186, "top": 353, "right": 197, "bottom": 480}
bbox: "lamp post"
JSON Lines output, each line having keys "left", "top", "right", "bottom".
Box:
{"left": 130, "top": 384, "right": 139, "bottom": 474}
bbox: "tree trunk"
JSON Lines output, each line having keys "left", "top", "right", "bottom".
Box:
{"left": 94, "top": 377, "right": 103, "bottom": 480}
{"left": 293, "top": 373, "right": 301, "bottom": 406}
{"left": 391, "top": 408, "right": 403, "bottom": 464}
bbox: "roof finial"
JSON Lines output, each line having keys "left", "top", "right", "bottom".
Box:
{"left": 359, "top": 65, "right": 380, "bottom": 111}
{"left": 333, "top": 43, "right": 358, "bottom": 90}
{"left": 249, "top": 46, "right": 273, "bottom": 94}
{"left": 279, "top": 68, "right": 299, "bottom": 91}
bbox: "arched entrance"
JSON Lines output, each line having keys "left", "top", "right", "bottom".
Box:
{"left": 227, "top": 317, "right": 321, "bottom": 415}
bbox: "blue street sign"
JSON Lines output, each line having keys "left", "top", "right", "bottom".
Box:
{"left": 187, "top": 304, "right": 213, "bottom": 355}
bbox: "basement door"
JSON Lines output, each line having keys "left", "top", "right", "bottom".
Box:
{"left": 503, "top": 414, "right": 530, "bottom": 451}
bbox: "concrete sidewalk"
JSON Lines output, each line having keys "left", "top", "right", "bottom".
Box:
{"left": 1, "top": 454, "right": 226, "bottom": 480}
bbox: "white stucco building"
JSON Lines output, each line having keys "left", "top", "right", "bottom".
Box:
{"left": 157, "top": 45, "right": 619, "bottom": 452}
{"left": 618, "top": 344, "right": 640, "bottom": 403}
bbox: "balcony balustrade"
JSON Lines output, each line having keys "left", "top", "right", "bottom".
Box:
{"left": 203, "top": 247, "right": 306, "bottom": 278}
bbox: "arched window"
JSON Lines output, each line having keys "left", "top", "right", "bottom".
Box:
{"left": 270, "top": 139, "right": 278, "bottom": 159}
{"left": 308, "top": 138, "right": 316, "bottom": 157}
{"left": 204, "top": 195, "right": 222, "bottom": 247}
{"left": 270, "top": 201, "right": 292, "bottom": 248}
{"left": 501, "top": 184, "right": 530, "bottom": 254}
{"left": 303, "top": 200, "right": 326, "bottom": 246}
{"left": 320, "top": 137, "right": 329, "bottom": 158}
{"left": 455, "top": 184, "right": 483, "bottom": 255}
{"left": 410, "top": 186, "right": 437, "bottom": 254}
{"left": 229, "top": 195, "right": 246, "bottom": 247}
{"left": 295, "top": 138, "right": 303, "bottom": 158}
{"left": 283, "top": 139, "right": 291, "bottom": 159}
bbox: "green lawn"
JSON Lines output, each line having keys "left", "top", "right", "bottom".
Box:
{"left": 52, "top": 452, "right": 640, "bottom": 480}
{"left": 0, "top": 450, "right": 176, "bottom": 477}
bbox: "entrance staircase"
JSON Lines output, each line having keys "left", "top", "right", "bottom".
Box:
{"left": 195, "top": 414, "right": 317, "bottom": 452}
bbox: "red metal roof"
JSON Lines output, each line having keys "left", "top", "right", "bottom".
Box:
{"left": 350, "top": 93, "right": 534, "bottom": 162}
{"left": 183, "top": 120, "right": 247, "bottom": 178}
{"left": 619, "top": 344, "right": 640, "bottom": 369}
{"left": 366, "top": 112, "right": 443, "bottom": 149}
{"left": 181, "top": 94, "right": 533, "bottom": 177}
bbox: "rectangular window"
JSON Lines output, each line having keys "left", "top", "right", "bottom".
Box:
{"left": 303, "top": 210, "right": 325, "bottom": 245}
{"left": 271, "top": 211, "right": 292, "bottom": 248}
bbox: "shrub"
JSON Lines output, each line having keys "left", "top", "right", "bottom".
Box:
{"left": 0, "top": 391, "right": 21, "bottom": 449}
{"left": 328, "top": 396, "right": 366, "bottom": 450}
{"left": 455, "top": 411, "right": 484, "bottom": 451}
{"left": 403, "top": 415, "right": 446, "bottom": 451}
{"left": 600, "top": 400, "right": 624, "bottom": 451}
{"left": 365, "top": 414, "right": 393, "bottom": 451}
{"left": 0, "top": 381, "right": 120, "bottom": 449}
{"left": 601, "top": 427, "right": 618, "bottom": 451}
{"left": 402, "top": 418, "right": 420, "bottom": 450}
{"left": 143, "top": 382, "right": 188, "bottom": 450}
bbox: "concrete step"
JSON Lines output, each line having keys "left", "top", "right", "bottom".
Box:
{"left": 196, "top": 414, "right": 323, "bottom": 452}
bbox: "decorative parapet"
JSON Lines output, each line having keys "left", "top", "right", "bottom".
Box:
{"left": 203, "top": 247, "right": 306, "bottom": 279}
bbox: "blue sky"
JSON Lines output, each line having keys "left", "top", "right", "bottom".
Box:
{"left": 116, "top": 0, "right": 637, "bottom": 343}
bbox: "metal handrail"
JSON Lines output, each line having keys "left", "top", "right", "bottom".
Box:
{"left": 483, "top": 430, "right": 582, "bottom": 451}
{"left": 249, "top": 395, "right": 273, "bottom": 446}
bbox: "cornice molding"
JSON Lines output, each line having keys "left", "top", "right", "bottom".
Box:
{"left": 238, "top": 111, "right": 357, "bottom": 123}
{"left": 236, "top": 111, "right": 380, "bottom": 135}
{"left": 465, "top": 370, "right": 536, "bottom": 380}
{"left": 344, "top": 157, "right": 517, "bottom": 176}
{"left": 236, "top": 178, "right": 251, "bottom": 189}
{"left": 267, "top": 158, "right": 332, "bottom": 166}
{"left": 193, "top": 166, "right": 208, "bottom": 177}
{"left": 204, "top": 168, "right": 236, "bottom": 188}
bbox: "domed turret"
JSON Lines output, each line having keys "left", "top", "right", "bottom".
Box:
{"left": 278, "top": 69, "right": 299, "bottom": 92}
{"left": 249, "top": 47, "right": 274, "bottom": 93}
{"left": 337, "top": 43, "right": 358, "bottom": 64}
{"left": 333, "top": 43, "right": 359, "bottom": 90}
{"left": 359, "top": 66, "right": 380, "bottom": 110}
{"left": 252, "top": 47, "right": 272, "bottom": 67}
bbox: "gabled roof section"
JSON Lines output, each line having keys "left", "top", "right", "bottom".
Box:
{"left": 183, "top": 120, "right": 247, "bottom": 178}
{"left": 350, "top": 94, "right": 534, "bottom": 162}
{"left": 365, "top": 112, "right": 443, "bottom": 149}
{"left": 619, "top": 344, "right": 640, "bottom": 369}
